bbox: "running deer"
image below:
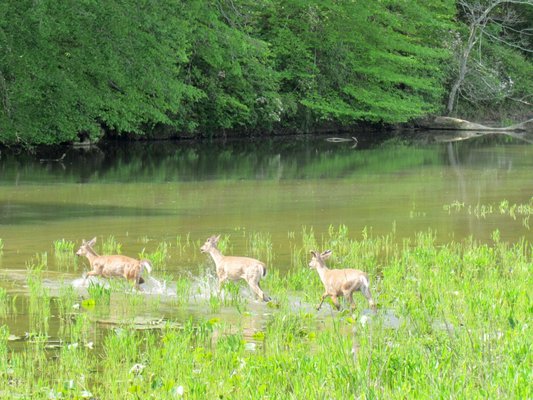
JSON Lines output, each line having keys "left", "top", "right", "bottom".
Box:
{"left": 76, "top": 237, "right": 152, "bottom": 289}
{"left": 309, "top": 250, "right": 376, "bottom": 311}
{"left": 200, "top": 235, "right": 271, "bottom": 302}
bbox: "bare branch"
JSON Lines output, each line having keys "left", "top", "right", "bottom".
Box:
{"left": 482, "top": 29, "right": 533, "bottom": 52}
{"left": 447, "top": 0, "right": 533, "bottom": 114}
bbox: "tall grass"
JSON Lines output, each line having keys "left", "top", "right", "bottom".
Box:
{"left": 0, "top": 226, "right": 530, "bottom": 399}
{"left": 53, "top": 239, "right": 76, "bottom": 271}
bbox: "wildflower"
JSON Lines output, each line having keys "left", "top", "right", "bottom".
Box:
{"left": 129, "top": 363, "right": 145, "bottom": 375}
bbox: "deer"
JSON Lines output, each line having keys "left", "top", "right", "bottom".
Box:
{"left": 309, "top": 250, "right": 376, "bottom": 312}
{"left": 75, "top": 237, "right": 152, "bottom": 290}
{"left": 200, "top": 235, "right": 271, "bottom": 302}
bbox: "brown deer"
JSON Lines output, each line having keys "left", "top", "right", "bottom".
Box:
{"left": 309, "top": 250, "right": 376, "bottom": 311}
{"left": 200, "top": 235, "right": 271, "bottom": 302}
{"left": 76, "top": 237, "right": 152, "bottom": 289}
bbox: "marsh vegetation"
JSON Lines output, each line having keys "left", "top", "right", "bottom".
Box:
{"left": 0, "top": 225, "right": 531, "bottom": 399}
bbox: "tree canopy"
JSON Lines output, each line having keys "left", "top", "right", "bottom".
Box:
{"left": 0, "top": 0, "right": 530, "bottom": 146}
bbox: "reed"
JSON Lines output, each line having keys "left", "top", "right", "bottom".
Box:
{"left": 101, "top": 235, "right": 122, "bottom": 255}
{"left": 53, "top": 239, "right": 76, "bottom": 271}
{"left": 141, "top": 240, "right": 170, "bottom": 271}
{"left": 0, "top": 288, "right": 9, "bottom": 319}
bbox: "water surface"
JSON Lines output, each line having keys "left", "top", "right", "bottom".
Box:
{"left": 1, "top": 131, "right": 532, "bottom": 341}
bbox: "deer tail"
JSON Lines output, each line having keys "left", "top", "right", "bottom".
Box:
{"left": 360, "top": 274, "right": 376, "bottom": 310}
{"left": 140, "top": 259, "right": 153, "bottom": 275}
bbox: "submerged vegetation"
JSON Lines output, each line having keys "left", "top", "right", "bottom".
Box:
{"left": 444, "top": 198, "right": 533, "bottom": 229}
{"left": 0, "top": 226, "right": 531, "bottom": 398}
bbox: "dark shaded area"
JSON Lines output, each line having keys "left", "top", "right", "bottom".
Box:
{"left": 0, "top": 201, "right": 174, "bottom": 225}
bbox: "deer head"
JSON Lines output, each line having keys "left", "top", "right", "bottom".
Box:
{"left": 200, "top": 235, "right": 221, "bottom": 253}
{"left": 308, "top": 250, "right": 332, "bottom": 269}
{"left": 76, "top": 237, "right": 97, "bottom": 257}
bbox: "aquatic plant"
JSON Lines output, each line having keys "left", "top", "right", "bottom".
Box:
{"left": 26, "top": 257, "right": 51, "bottom": 335}
{"left": 141, "top": 240, "right": 170, "bottom": 271}
{"left": 444, "top": 197, "right": 533, "bottom": 229}
{"left": 53, "top": 238, "right": 76, "bottom": 271}
{"left": 0, "top": 288, "right": 9, "bottom": 319}
{"left": 0, "top": 226, "right": 530, "bottom": 399}
{"left": 53, "top": 238, "right": 75, "bottom": 255}
{"left": 86, "top": 282, "right": 111, "bottom": 306}
{"left": 101, "top": 235, "right": 122, "bottom": 255}
{"left": 246, "top": 231, "right": 274, "bottom": 266}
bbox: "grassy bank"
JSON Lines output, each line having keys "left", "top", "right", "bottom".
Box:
{"left": 0, "top": 226, "right": 531, "bottom": 399}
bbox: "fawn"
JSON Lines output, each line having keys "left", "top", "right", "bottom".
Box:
{"left": 76, "top": 237, "right": 152, "bottom": 289}
{"left": 309, "top": 250, "right": 376, "bottom": 311}
{"left": 200, "top": 235, "right": 271, "bottom": 302}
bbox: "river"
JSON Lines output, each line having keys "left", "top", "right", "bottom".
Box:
{"left": 0, "top": 131, "right": 531, "bottom": 342}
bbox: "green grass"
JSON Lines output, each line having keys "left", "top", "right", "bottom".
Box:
{"left": 53, "top": 239, "right": 77, "bottom": 271}
{"left": 0, "top": 226, "right": 531, "bottom": 399}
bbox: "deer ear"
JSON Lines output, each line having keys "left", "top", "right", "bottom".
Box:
{"left": 214, "top": 234, "right": 221, "bottom": 243}
{"left": 88, "top": 237, "right": 97, "bottom": 246}
{"left": 321, "top": 250, "right": 332, "bottom": 259}
{"left": 310, "top": 250, "right": 318, "bottom": 258}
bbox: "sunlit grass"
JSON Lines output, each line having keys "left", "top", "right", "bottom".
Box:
{"left": 0, "top": 226, "right": 530, "bottom": 398}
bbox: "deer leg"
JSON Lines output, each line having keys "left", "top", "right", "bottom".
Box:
{"left": 316, "top": 292, "right": 329, "bottom": 310}
{"left": 249, "top": 281, "right": 271, "bottom": 302}
{"left": 361, "top": 283, "right": 376, "bottom": 311}
{"left": 331, "top": 295, "right": 341, "bottom": 310}
{"left": 217, "top": 276, "right": 228, "bottom": 296}
{"left": 135, "top": 275, "right": 145, "bottom": 291}
{"left": 345, "top": 291, "right": 356, "bottom": 310}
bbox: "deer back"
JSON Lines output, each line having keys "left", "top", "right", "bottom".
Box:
{"left": 92, "top": 254, "right": 143, "bottom": 278}
{"left": 218, "top": 255, "right": 265, "bottom": 281}
{"left": 324, "top": 268, "right": 368, "bottom": 295}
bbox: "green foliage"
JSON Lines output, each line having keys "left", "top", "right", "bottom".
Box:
{"left": 261, "top": 0, "right": 455, "bottom": 129}
{"left": 5, "top": 1, "right": 530, "bottom": 145}
{"left": 0, "top": 0, "right": 200, "bottom": 145}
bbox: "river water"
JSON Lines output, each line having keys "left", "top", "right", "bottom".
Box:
{"left": 0, "top": 131, "right": 532, "bottom": 341}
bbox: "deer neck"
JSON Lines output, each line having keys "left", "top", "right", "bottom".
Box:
{"left": 84, "top": 247, "right": 100, "bottom": 264}
{"left": 316, "top": 263, "right": 329, "bottom": 284}
{"left": 208, "top": 247, "right": 224, "bottom": 267}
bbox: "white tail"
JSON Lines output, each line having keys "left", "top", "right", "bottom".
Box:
{"left": 200, "top": 235, "right": 271, "bottom": 302}
{"left": 76, "top": 237, "right": 153, "bottom": 289}
{"left": 309, "top": 250, "right": 376, "bottom": 311}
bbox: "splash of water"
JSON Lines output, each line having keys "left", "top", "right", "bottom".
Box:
{"left": 142, "top": 276, "right": 174, "bottom": 296}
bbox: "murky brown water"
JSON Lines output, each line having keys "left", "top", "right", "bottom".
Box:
{"left": 1, "top": 131, "right": 532, "bottom": 341}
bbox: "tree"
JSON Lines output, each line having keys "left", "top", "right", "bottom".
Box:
{"left": 446, "top": 0, "right": 533, "bottom": 116}
{"left": 258, "top": 0, "right": 455, "bottom": 130}
{"left": 0, "top": 1, "right": 200, "bottom": 145}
